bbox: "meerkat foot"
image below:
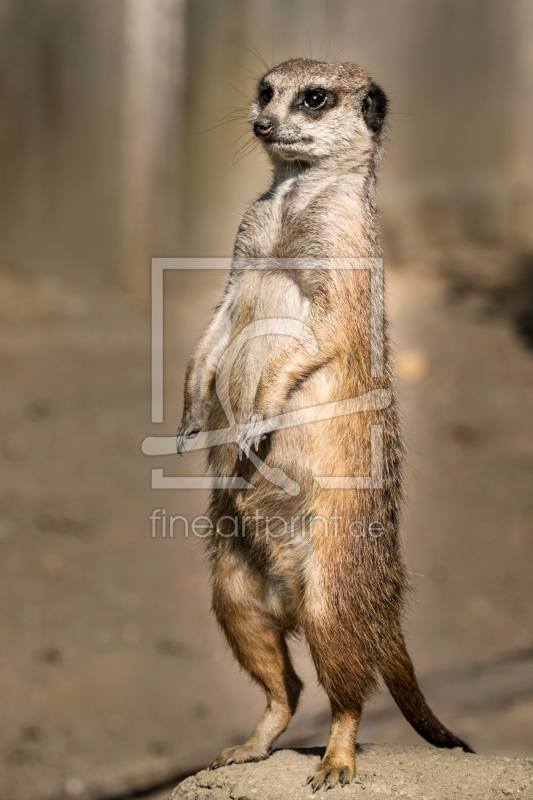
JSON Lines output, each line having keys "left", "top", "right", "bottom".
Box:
{"left": 210, "top": 743, "right": 270, "bottom": 770}
{"left": 306, "top": 759, "right": 354, "bottom": 792}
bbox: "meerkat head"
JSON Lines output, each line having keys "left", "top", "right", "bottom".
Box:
{"left": 250, "top": 58, "right": 387, "bottom": 167}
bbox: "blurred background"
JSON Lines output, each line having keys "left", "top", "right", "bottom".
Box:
{"left": 1, "top": 1, "right": 533, "bottom": 799}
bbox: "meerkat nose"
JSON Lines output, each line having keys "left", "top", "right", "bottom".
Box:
{"left": 254, "top": 121, "right": 274, "bottom": 138}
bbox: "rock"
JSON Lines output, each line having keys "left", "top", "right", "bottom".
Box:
{"left": 169, "top": 744, "right": 533, "bottom": 800}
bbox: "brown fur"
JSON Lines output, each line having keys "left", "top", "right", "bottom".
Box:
{"left": 177, "top": 59, "right": 473, "bottom": 791}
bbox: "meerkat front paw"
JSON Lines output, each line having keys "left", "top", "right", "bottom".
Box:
{"left": 176, "top": 412, "right": 204, "bottom": 455}
{"left": 210, "top": 743, "right": 270, "bottom": 769}
{"left": 236, "top": 412, "right": 276, "bottom": 458}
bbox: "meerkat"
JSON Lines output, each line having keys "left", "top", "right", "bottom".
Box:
{"left": 176, "top": 58, "right": 473, "bottom": 791}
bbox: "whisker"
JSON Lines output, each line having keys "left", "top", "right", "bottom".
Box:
{"left": 228, "top": 82, "right": 253, "bottom": 102}
{"left": 199, "top": 116, "right": 249, "bottom": 134}
{"left": 237, "top": 137, "right": 261, "bottom": 158}
{"left": 250, "top": 44, "right": 271, "bottom": 72}
{"left": 232, "top": 137, "right": 254, "bottom": 156}
{"left": 220, "top": 104, "right": 249, "bottom": 117}
{"left": 232, "top": 141, "right": 261, "bottom": 168}
{"left": 230, "top": 138, "right": 257, "bottom": 166}
{"left": 225, "top": 42, "right": 268, "bottom": 74}
{"left": 232, "top": 59, "right": 263, "bottom": 81}
{"left": 331, "top": 33, "right": 355, "bottom": 62}
{"left": 232, "top": 129, "right": 253, "bottom": 147}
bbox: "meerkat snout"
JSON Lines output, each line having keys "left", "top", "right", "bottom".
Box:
{"left": 253, "top": 120, "right": 274, "bottom": 138}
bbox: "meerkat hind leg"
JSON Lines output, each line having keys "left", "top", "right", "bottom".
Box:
{"left": 303, "top": 608, "right": 377, "bottom": 791}
{"left": 210, "top": 559, "right": 303, "bottom": 768}
{"left": 307, "top": 706, "right": 361, "bottom": 791}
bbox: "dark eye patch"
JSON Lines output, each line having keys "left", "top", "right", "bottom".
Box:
{"left": 258, "top": 84, "right": 273, "bottom": 106}
{"left": 293, "top": 87, "right": 337, "bottom": 118}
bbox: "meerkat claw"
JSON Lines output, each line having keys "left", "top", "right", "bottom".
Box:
{"left": 176, "top": 421, "right": 201, "bottom": 455}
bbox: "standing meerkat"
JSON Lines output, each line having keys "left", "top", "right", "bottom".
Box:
{"left": 177, "top": 58, "right": 472, "bottom": 791}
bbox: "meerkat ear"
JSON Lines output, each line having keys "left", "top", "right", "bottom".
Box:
{"left": 362, "top": 83, "right": 388, "bottom": 135}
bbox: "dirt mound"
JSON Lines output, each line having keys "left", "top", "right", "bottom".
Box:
{"left": 170, "top": 744, "right": 533, "bottom": 800}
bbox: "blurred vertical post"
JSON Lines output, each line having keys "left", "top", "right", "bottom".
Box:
{"left": 0, "top": 0, "right": 185, "bottom": 292}
{"left": 510, "top": 0, "right": 533, "bottom": 251}
{"left": 121, "top": 0, "right": 186, "bottom": 297}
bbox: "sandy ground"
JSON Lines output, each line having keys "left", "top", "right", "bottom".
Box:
{"left": 170, "top": 745, "right": 533, "bottom": 800}
{"left": 1, "top": 248, "right": 532, "bottom": 800}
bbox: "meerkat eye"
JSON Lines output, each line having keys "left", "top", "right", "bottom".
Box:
{"left": 303, "top": 90, "right": 327, "bottom": 109}
{"left": 259, "top": 86, "right": 273, "bottom": 105}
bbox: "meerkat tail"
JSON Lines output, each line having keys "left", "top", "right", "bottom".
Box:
{"left": 377, "top": 630, "right": 475, "bottom": 754}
